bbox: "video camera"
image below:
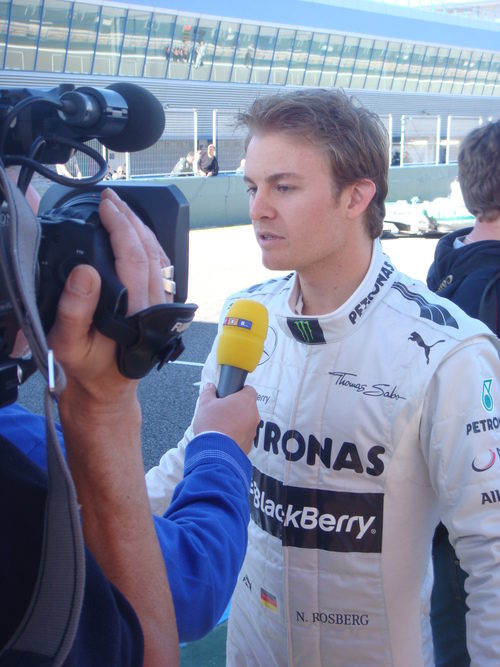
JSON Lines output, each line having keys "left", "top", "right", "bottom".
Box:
{"left": 0, "top": 82, "right": 197, "bottom": 406}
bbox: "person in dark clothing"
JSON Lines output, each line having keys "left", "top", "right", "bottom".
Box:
{"left": 0, "top": 176, "right": 260, "bottom": 666}
{"left": 198, "top": 144, "right": 219, "bottom": 176}
{"left": 427, "top": 228, "right": 500, "bottom": 335}
{"left": 427, "top": 119, "right": 500, "bottom": 667}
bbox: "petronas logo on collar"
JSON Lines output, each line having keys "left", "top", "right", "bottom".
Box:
{"left": 287, "top": 318, "right": 326, "bottom": 344}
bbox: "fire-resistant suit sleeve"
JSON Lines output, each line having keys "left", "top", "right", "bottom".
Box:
{"left": 420, "top": 335, "right": 500, "bottom": 665}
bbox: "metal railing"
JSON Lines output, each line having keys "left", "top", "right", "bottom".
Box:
{"left": 64, "top": 111, "right": 487, "bottom": 179}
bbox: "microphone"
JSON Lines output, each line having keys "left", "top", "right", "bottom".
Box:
{"left": 216, "top": 299, "right": 268, "bottom": 398}
{"left": 58, "top": 83, "right": 165, "bottom": 152}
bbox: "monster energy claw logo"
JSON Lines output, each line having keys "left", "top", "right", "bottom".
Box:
{"left": 295, "top": 320, "right": 313, "bottom": 342}
{"left": 483, "top": 379, "right": 494, "bottom": 412}
{"left": 287, "top": 317, "right": 326, "bottom": 344}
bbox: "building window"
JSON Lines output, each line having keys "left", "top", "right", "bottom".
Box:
{"left": 5, "top": 0, "right": 42, "bottom": 71}
{"left": 144, "top": 13, "right": 175, "bottom": 79}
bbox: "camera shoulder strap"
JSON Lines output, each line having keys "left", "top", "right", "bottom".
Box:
{"left": 0, "top": 165, "right": 85, "bottom": 666}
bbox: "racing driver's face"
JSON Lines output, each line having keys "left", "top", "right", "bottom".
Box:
{"left": 243, "top": 132, "right": 352, "bottom": 282}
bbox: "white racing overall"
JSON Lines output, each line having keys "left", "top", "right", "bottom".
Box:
{"left": 147, "top": 241, "right": 500, "bottom": 666}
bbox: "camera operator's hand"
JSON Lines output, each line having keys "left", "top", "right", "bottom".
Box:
{"left": 193, "top": 383, "right": 259, "bottom": 455}
{"left": 49, "top": 187, "right": 172, "bottom": 405}
{"left": 48, "top": 188, "right": 179, "bottom": 667}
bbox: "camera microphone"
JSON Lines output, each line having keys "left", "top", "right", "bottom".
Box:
{"left": 58, "top": 82, "right": 165, "bottom": 152}
{"left": 216, "top": 300, "right": 268, "bottom": 398}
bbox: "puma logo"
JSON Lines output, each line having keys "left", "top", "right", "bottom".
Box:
{"left": 408, "top": 331, "right": 445, "bottom": 364}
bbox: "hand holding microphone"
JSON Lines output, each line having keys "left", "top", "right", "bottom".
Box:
{"left": 193, "top": 300, "right": 268, "bottom": 454}
{"left": 216, "top": 299, "right": 268, "bottom": 398}
{"left": 193, "top": 383, "right": 259, "bottom": 454}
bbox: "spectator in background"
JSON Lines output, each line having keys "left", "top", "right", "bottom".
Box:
{"left": 244, "top": 45, "right": 254, "bottom": 68}
{"left": 195, "top": 149, "right": 203, "bottom": 175}
{"left": 171, "top": 151, "right": 195, "bottom": 176}
{"left": 194, "top": 41, "right": 207, "bottom": 68}
{"left": 103, "top": 163, "right": 113, "bottom": 180}
{"left": 235, "top": 158, "right": 246, "bottom": 173}
{"left": 197, "top": 144, "right": 219, "bottom": 177}
{"left": 56, "top": 154, "right": 82, "bottom": 179}
{"left": 112, "top": 164, "right": 126, "bottom": 180}
{"left": 427, "top": 119, "right": 500, "bottom": 667}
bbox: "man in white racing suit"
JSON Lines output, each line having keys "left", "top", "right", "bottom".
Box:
{"left": 146, "top": 89, "right": 500, "bottom": 666}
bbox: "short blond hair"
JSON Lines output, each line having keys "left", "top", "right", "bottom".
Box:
{"left": 238, "top": 89, "right": 389, "bottom": 239}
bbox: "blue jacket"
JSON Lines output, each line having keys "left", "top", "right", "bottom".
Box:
{"left": 0, "top": 403, "right": 251, "bottom": 643}
{"left": 426, "top": 227, "right": 500, "bottom": 336}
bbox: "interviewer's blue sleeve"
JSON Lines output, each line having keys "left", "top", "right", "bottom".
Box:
{"left": 0, "top": 403, "right": 65, "bottom": 469}
{"left": 153, "top": 432, "right": 252, "bottom": 642}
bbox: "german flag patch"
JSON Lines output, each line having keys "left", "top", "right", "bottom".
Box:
{"left": 260, "top": 588, "right": 277, "bottom": 612}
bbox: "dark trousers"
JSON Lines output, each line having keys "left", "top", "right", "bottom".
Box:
{"left": 430, "top": 523, "right": 470, "bottom": 667}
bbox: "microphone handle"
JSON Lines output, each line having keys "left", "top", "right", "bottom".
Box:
{"left": 217, "top": 365, "right": 248, "bottom": 398}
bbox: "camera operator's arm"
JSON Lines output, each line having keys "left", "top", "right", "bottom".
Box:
{"left": 49, "top": 188, "right": 178, "bottom": 667}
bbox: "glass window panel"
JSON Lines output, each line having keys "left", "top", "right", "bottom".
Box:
{"left": 472, "top": 52, "right": 492, "bottom": 95}
{"left": 231, "top": 24, "right": 258, "bottom": 84}
{"left": 440, "top": 48, "right": 459, "bottom": 93}
{"left": 5, "top": 0, "right": 42, "bottom": 70}
{"left": 417, "top": 45, "right": 437, "bottom": 92}
{"left": 379, "top": 41, "right": 400, "bottom": 90}
{"left": 168, "top": 16, "right": 197, "bottom": 79}
{"left": 351, "top": 37, "right": 373, "bottom": 89}
{"left": 93, "top": 6, "right": 126, "bottom": 76}
{"left": 286, "top": 30, "right": 311, "bottom": 87}
{"left": 402, "top": 114, "right": 440, "bottom": 165}
{"left": 190, "top": 18, "right": 218, "bottom": 81}
{"left": 476, "top": 52, "right": 492, "bottom": 85}
{"left": 66, "top": 3, "right": 99, "bottom": 74}
{"left": 0, "top": 0, "right": 9, "bottom": 66}
{"left": 463, "top": 50, "right": 482, "bottom": 93}
{"left": 483, "top": 54, "right": 500, "bottom": 95}
{"left": 269, "top": 28, "right": 293, "bottom": 86}
{"left": 251, "top": 26, "right": 277, "bottom": 84}
{"left": 365, "top": 39, "right": 387, "bottom": 89}
{"left": 119, "top": 10, "right": 150, "bottom": 78}
{"left": 472, "top": 81, "right": 484, "bottom": 95}
{"left": 35, "top": 0, "right": 71, "bottom": 72}
{"left": 303, "top": 32, "right": 327, "bottom": 87}
{"left": 211, "top": 21, "right": 238, "bottom": 83}
{"left": 451, "top": 49, "right": 472, "bottom": 94}
{"left": 405, "top": 44, "right": 425, "bottom": 92}
{"left": 335, "top": 35, "right": 358, "bottom": 87}
{"left": 319, "top": 34, "right": 344, "bottom": 87}
{"left": 391, "top": 43, "right": 412, "bottom": 91}
{"left": 431, "top": 46, "right": 450, "bottom": 92}
{"left": 144, "top": 13, "right": 175, "bottom": 78}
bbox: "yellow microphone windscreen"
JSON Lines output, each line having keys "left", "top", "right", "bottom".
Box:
{"left": 216, "top": 299, "right": 268, "bottom": 372}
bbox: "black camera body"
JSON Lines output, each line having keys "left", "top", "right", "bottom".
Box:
{"left": 37, "top": 181, "right": 190, "bottom": 334}
{"left": 0, "top": 83, "right": 196, "bottom": 404}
